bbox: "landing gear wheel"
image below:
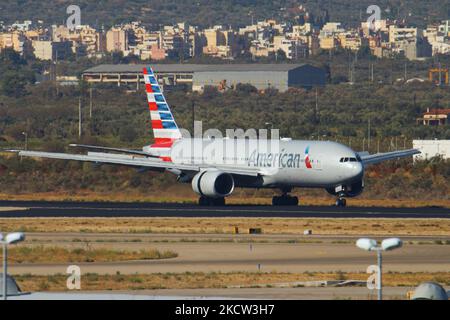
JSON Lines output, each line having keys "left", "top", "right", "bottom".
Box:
{"left": 290, "top": 196, "right": 299, "bottom": 206}
{"left": 335, "top": 198, "right": 347, "bottom": 207}
{"left": 199, "top": 196, "right": 210, "bottom": 206}
{"left": 272, "top": 195, "right": 299, "bottom": 206}
{"left": 272, "top": 196, "right": 280, "bottom": 206}
{"left": 199, "top": 196, "right": 225, "bottom": 206}
{"left": 213, "top": 197, "right": 225, "bottom": 206}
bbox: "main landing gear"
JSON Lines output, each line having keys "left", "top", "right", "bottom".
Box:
{"left": 198, "top": 196, "right": 225, "bottom": 206}
{"left": 335, "top": 197, "right": 347, "bottom": 207}
{"left": 272, "top": 188, "right": 299, "bottom": 206}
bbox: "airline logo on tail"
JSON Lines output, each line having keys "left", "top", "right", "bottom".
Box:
{"left": 305, "top": 146, "right": 312, "bottom": 169}
{"left": 143, "top": 67, "right": 182, "bottom": 150}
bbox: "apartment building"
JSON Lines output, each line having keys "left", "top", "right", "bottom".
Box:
{"left": 0, "top": 31, "right": 28, "bottom": 55}
{"left": 32, "top": 40, "right": 72, "bottom": 60}
{"left": 389, "top": 25, "right": 420, "bottom": 43}
{"left": 106, "top": 27, "right": 128, "bottom": 52}
{"left": 338, "top": 32, "right": 366, "bottom": 51}
{"left": 273, "top": 36, "right": 309, "bottom": 59}
{"left": 202, "top": 27, "right": 238, "bottom": 59}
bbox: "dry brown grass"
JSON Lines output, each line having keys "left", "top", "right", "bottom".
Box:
{"left": 8, "top": 246, "right": 178, "bottom": 263}
{"left": 0, "top": 217, "right": 448, "bottom": 236}
{"left": 0, "top": 192, "right": 449, "bottom": 208}
{"left": 14, "top": 271, "right": 450, "bottom": 292}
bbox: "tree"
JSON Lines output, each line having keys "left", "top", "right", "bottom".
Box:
{"left": 0, "top": 71, "right": 29, "bottom": 97}
{"left": 111, "top": 51, "right": 124, "bottom": 64}
{"left": 274, "top": 49, "right": 287, "bottom": 61}
{"left": 236, "top": 83, "right": 257, "bottom": 94}
{"left": 0, "top": 48, "right": 25, "bottom": 66}
{"left": 119, "top": 125, "right": 138, "bottom": 142}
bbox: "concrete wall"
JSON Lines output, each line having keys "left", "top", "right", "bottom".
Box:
{"left": 413, "top": 140, "right": 450, "bottom": 160}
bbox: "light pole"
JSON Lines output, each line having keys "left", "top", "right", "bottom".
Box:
{"left": 21, "top": 132, "right": 28, "bottom": 151}
{"left": 265, "top": 122, "right": 273, "bottom": 139}
{"left": 356, "top": 237, "right": 402, "bottom": 300}
{"left": 1, "top": 232, "right": 25, "bottom": 300}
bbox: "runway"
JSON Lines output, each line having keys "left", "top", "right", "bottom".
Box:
{"left": 0, "top": 200, "right": 449, "bottom": 218}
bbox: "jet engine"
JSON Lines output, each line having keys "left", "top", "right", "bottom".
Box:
{"left": 326, "top": 180, "right": 364, "bottom": 198}
{"left": 192, "top": 171, "right": 235, "bottom": 198}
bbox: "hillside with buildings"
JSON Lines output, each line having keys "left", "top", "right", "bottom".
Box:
{"left": 0, "top": 0, "right": 448, "bottom": 28}
{"left": 1, "top": 2, "right": 450, "bottom": 63}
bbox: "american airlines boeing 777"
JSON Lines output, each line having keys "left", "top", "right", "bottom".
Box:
{"left": 8, "top": 67, "right": 420, "bottom": 207}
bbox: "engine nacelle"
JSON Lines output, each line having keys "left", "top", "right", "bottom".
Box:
{"left": 326, "top": 180, "right": 364, "bottom": 198}
{"left": 192, "top": 171, "right": 235, "bottom": 198}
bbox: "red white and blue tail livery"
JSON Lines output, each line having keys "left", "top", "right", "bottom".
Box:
{"left": 143, "top": 67, "right": 182, "bottom": 148}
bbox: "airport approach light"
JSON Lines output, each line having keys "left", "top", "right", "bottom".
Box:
{"left": 356, "top": 237, "right": 403, "bottom": 301}
{"left": 1, "top": 232, "right": 25, "bottom": 300}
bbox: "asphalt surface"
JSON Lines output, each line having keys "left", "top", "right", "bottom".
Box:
{"left": 0, "top": 200, "right": 449, "bottom": 218}
{"left": 8, "top": 287, "right": 429, "bottom": 300}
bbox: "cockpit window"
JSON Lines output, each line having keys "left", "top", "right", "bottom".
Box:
{"left": 340, "top": 157, "right": 359, "bottom": 163}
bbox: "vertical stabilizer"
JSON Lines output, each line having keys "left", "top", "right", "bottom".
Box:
{"left": 143, "top": 67, "right": 182, "bottom": 148}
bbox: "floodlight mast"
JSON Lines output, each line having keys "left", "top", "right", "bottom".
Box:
{"left": 356, "top": 237, "right": 402, "bottom": 301}
{"left": 376, "top": 247, "right": 382, "bottom": 300}
{"left": 1, "top": 232, "right": 25, "bottom": 300}
{"left": 1, "top": 234, "right": 6, "bottom": 301}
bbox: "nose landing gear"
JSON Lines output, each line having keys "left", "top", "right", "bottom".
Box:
{"left": 332, "top": 185, "right": 347, "bottom": 207}
{"left": 335, "top": 197, "right": 347, "bottom": 207}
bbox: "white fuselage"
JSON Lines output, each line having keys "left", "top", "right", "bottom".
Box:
{"left": 147, "top": 138, "right": 364, "bottom": 189}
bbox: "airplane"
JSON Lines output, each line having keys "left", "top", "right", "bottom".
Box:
{"left": 7, "top": 66, "right": 420, "bottom": 207}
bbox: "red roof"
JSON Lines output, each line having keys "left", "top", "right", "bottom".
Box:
{"left": 424, "top": 108, "right": 450, "bottom": 115}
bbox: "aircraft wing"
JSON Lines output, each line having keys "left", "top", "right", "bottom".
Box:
{"left": 6, "top": 150, "right": 262, "bottom": 177}
{"left": 68, "top": 144, "right": 158, "bottom": 158}
{"left": 360, "top": 149, "right": 421, "bottom": 165}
